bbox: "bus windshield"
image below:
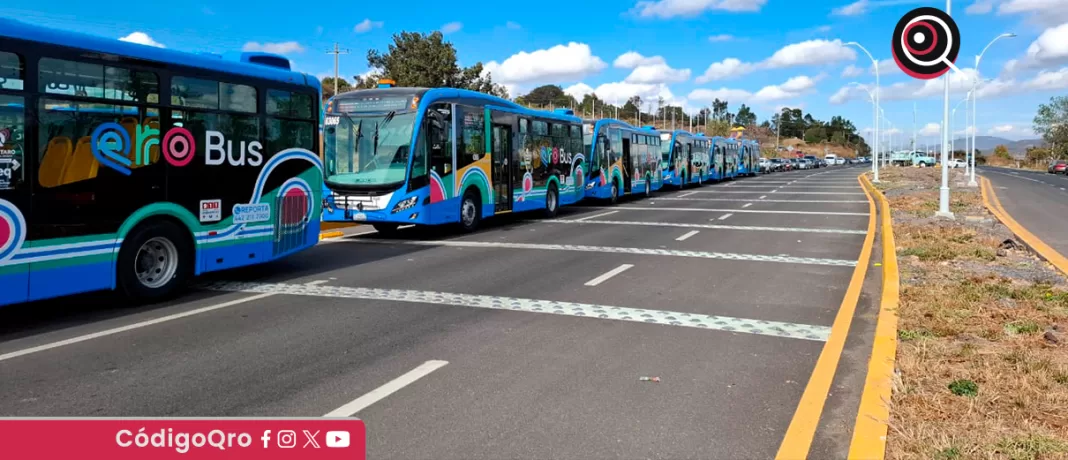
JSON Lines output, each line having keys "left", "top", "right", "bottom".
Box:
{"left": 324, "top": 111, "right": 417, "bottom": 188}
{"left": 659, "top": 133, "right": 672, "bottom": 165}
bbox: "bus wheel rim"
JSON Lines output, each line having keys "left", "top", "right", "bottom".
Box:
{"left": 548, "top": 190, "right": 556, "bottom": 211}
{"left": 135, "top": 236, "right": 179, "bottom": 289}
{"left": 462, "top": 199, "right": 476, "bottom": 226}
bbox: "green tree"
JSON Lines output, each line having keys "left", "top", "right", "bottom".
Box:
{"left": 366, "top": 31, "right": 508, "bottom": 98}
{"left": 321, "top": 77, "right": 352, "bottom": 100}
{"left": 735, "top": 104, "right": 756, "bottom": 127}
{"left": 517, "top": 85, "right": 575, "bottom": 108}
{"left": 1033, "top": 95, "right": 1068, "bottom": 157}
{"left": 993, "top": 144, "right": 1011, "bottom": 160}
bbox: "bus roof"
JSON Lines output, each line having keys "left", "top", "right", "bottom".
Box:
{"left": 332, "top": 86, "right": 583, "bottom": 123}
{"left": 0, "top": 17, "right": 320, "bottom": 91}
{"left": 586, "top": 118, "right": 659, "bottom": 135}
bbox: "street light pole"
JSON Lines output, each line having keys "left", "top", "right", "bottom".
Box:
{"left": 971, "top": 32, "right": 1016, "bottom": 186}
{"left": 952, "top": 94, "right": 969, "bottom": 160}
{"left": 847, "top": 42, "right": 880, "bottom": 182}
{"left": 935, "top": 0, "right": 954, "bottom": 219}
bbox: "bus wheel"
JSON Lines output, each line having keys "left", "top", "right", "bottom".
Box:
{"left": 609, "top": 180, "right": 619, "bottom": 205}
{"left": 544, "top": 183, "right": 560, "bottom": 218}
{"left": 117, "top": 220, "right": 191, "bottom": 303}
{"left": 459, "top": 189, "right": 481, "bottom": 232}
{"left": 372, "top": 223, "right": 399, "bottom": 235}
{"left": 644, "top": 180, "right": 652, "bottom": 197}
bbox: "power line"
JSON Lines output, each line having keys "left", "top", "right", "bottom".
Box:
{"left": 325, "top": 43, "right": 350, "bottom": 96}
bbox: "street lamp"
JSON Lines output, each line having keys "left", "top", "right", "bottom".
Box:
{"left": 970, "top": 32, "right": 1016, "bottom": 186}
{"left": 935, "top": 0, "right": 954, "bottom": 219}
{"left": 846, "top": 42, "right": 880, "bottom": 182}
{"left": 848, "top": 82, "right": 878, "bottom": 164}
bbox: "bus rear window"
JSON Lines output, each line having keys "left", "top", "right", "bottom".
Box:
{"left": 0, "top": 51, "right": 24, "bottom": 90}
{"left": 267, "top": 89, "right": 313, "bottom": 119}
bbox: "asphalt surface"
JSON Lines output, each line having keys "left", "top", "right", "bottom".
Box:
{"left": 0, "top": 165, "right": 878, "bottom": 459}
{"left": 980, "top": 166, "right": 1068, "bottom": 255}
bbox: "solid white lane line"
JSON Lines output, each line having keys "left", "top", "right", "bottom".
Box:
{"left": 658, "top": 197, "right": 868, "bottom": 203}
{"left": 742, "top": 203, "right": 753, "bottom": 208}
{"left": 0, "top": 280, "right": 330, "bottom": 363}
{"left": 585, "top": 264, "right": 635, "bottom": 286}
{"left": 573, "top": 210, "right": 618, "bottom": 222}
{"left": 340, "top": 238, "right": 858, "bottom": 266}
{"left": 569, "top": 205, "right": 869, "bottom": 216}
{"left": 678, "top": 191, "right": 698, "bottom": 197}
{"left": 676, "top": 230, "right": 700, "bottom": 241}
{"left": 544, "top": 218, "right": 868, "bottom": 235}
{"left": 324, "top": 360, "right": 449, "bottom": 417}
{"left": 725, "top": 185, "right": 860, "bottom": 189}
{"left": 203, "top": 281, "right": 833, "bottom": 341}
{"left": 694, "top": 190, "right": 861, "bottom": 195}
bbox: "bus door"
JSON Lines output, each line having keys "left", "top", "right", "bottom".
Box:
{"left": 0, "top": 90, "right": 29, "bottom": 305}
{"left": 685, "top": 142, "right": 693, "bottom": 180}
{"left": 490, "top": 123, "right": 512, "bottom": 213}
{"left": 621, "top": 133, "right": 632, "bottom": 193}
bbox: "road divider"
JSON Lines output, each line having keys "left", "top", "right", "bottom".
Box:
{"left": 980, "top": 176, "right": 1068, "bottom": 276}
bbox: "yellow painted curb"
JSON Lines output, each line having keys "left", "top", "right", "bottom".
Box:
{"left": 319, "top": 230, "right": 345, "bottom": 240}
{"left": 980, "top": 176, "right": 1068, "bottom": 277}
{"left": 774, "top": 174, "right": 877, "bottom": 460}
{"left": 847, "top": 175, "right": 900, "bottom": 460}
{"left": 321, "top": 221, "right": 360, "bottom": 231}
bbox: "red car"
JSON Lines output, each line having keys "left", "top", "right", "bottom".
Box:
{"left": 1049, "top": 160, "right": 1067, "bottom": 174}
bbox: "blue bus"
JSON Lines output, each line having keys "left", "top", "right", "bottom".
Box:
{"left": 738, "top": 138, "right": 761, "bottom": 176}
{"left": 581, "top": 118, "right": 662, "bottom": 202}
{"left": 0, "top": 19, "right": 324, "bottom": 307}
{"left": 709, "top": 136, "right": 730, "bottom": 181}
{"left": 658, "top": 129, "right": 710, "bottom": 187}
{"left": 321, "top": 83, "right": 585, "bottom": 233}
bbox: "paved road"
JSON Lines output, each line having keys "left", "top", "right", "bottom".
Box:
{"left": 980, "top": 166, "right": 1068, "bottom": 256}
{"left": 0, "top": 166, "right": 876, "bottom": 459}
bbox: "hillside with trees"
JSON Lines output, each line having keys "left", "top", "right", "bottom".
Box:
{"left": 322, "top": 32, "right": 870, "bottom": 158}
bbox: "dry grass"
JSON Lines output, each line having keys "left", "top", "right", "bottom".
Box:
{"left": 880, "top": 167, "right": 1068, "bottom": 460}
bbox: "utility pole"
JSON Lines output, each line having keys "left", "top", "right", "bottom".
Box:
{"left": 326, "top": 43, "right": 350, "bottom": 97}
{"left": 775, "top": 113, "right": 780, "bottom": 150}
{"left": 913, "top": 102, "right": 917, "bottom": 150}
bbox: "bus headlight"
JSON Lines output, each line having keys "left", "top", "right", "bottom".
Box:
{"left": 392, "top": 196, "right": 418, "bottom": 213}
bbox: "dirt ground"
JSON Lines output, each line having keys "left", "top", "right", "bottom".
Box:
{"left": 876, "top": 166, "right": 1068, "bottom": 460}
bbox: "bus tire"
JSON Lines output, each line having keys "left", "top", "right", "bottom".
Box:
{"left": 117, "top": 219, "right": 192, "bottom": 303}
{"left": 644, "top": 179, "right": 652, "bottom": 197}
{"left": 372, "top": 223, "right": 399, "bottom": 235}
{"left": 459, "top": 188, "right": 481, "bottom": 233}
{"left": 609, "top": 180, "right": 619, "bottom": 205}
{"left": 544, "top": 183, "right": 560, "bottom": 218}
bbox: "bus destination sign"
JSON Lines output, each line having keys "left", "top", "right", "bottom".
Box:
{"left": 335, "top": 96, "right": 410, "bottom": 113}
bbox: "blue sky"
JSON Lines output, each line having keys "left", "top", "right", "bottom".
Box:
{"left": 5, "top": 0, "right": 1068, "bottom": 144}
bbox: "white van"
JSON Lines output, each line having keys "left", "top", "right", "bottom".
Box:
{"left": 824, "top": 154, "right": 838, "bottom": 165}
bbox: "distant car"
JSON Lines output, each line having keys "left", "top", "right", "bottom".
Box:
{"left": 947, "top": 159, "right": 967, "bottom": 168}
{"left": 758, "top": 158, "right": 773, "bottom": 173}
{"left": 803, "top": 155, "right": 821, "bottom": 168}
{"left": 835, "top": 157, "right": 846, "bottom": 165}
{"left": 1049, "top": 160, "right": 1067, "bottom": 174}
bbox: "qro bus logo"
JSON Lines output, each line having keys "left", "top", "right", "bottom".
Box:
{"left": 91, "top": 122, "right": 263, "bottom": 176}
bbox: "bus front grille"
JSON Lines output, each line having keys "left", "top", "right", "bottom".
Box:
{"left": 273, "top": 193, "right": 309, "bottom": 256}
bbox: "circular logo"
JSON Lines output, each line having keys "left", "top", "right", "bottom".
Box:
{"left": 0, "top": 199, "right": 26, "bottom": 262}
{"left": 892, "top": 7, "right": 961, "bottom": 80}
{"left": 551, "top": 147, "right": 559, "bottom": 164}
{"left": 522, "top": 172, "right": 534, "bottom": 193}
{"left": 162, "top": 127, "right": 196, "bottom": 167}
{"left": 279, "top": 179, "right": 313, "bottom": 225}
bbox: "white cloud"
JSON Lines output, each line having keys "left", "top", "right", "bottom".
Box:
{"left": 119, "top": 32, "right": 164, "bottom": 48}
{"left": 832, "top": 0, "right": 869, "bottom": 16}
{"left": 1024, "top": 67, "right": 1068, "bottom": 90}
{"left": 1024, "top": 22, "right": 1068, "bottom": 64}
{"left": 441, "top": 22, "right": 463, "bottom": 34}
{"left": 997, "top": 0, "right": 1068, "bottom": 26}
{"left": 483, "top": 43, "right": 607, "bottom": 85}
{"left": 506, "top": 21, "right": 522, "bottom": 29}
{"left": 566, "top": 81, "right": 688, "bottom": 113}
{"left": 631, "top": 0, "right": 768, "bottom": 18}
{"left": 625, "top": 62, "right": 692, "bottom": 84}
{"left": 242, "top": 41, "right": 305, "bottom": 54}
{"left": 354, "top": 19, "right": 383, "bottom": 33}
{"left": 873, "top": 58, "right": 901, "bottom": 76}
{"left": 991, "top": 124, "right": 1015, "bottom": 133}
{"left": 919, "top": 122, "right": 941, "bottom": 136}
{"left": 689, "top": 73, "right": 820, "bottom": 104}
{"left": 564, "top": 83, "right": 596, "bottom": 100}
{"left": 614, "top": 51, "right": 665, "bottom": 68}
{"left": 695, "top": 39, "right": 855, "bottom": 82}
{"left": 708, "top": 34, "right": 734, "bottom": 42}
{"left": 688, "top": 87, "right": 755, "bottom": 104}
{"left": 841, "top": 64, "right": 864, "bottom": 77}
{"left": 966, "top": 0, "right": 995, "bottom": 14}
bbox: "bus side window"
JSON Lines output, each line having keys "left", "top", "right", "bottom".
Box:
{"left": 427, "top": 103, "right": 452, "bottom": 177}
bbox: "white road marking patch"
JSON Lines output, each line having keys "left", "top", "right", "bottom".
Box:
{"left": 201, "top": 281, "right": 833, "bottom": 341}
{"left": 658, "top": 197, "right": 867, "bottom": 203}
{"left": 340, "top": 238, "right": 858, "bottom": 267}
{"left": 585, "top": 264, "right": 634, "bottom": 286}
{"left": 678, "top": 191, "right": 698, "bottom": 197}
{"left": 324, "top": 360, "right": 449, "bottom": 417}
{"left": 569, "top": 205, "right": 869, "bottom": 216}
{"left": 546, "top": 218, "right": 868, "bottom": 235}
{"left": 695, "top": 190, "right": 861, "bottom": 195}
{"left": 676, "top": 230, "right": 700, "bottom": 241}
{"left": 742, "top": 203, "right": 753, "bottom": 208}
{"left": 573, "top": 210, "right": 618, "bottom": 222}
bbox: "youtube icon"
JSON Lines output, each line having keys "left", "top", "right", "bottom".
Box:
{"left": 326, "top": 431, "right": 350, "bottom": 448}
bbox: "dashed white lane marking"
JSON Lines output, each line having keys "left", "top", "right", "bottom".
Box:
{"left": 545, "top": 218, "right": 868, "bottom": 236}
{"left": 676, "top": 230, "right": 700, "bottom": 241}
{"left": 0, "top": 280, "right": 331, "bottom": 363}
{"left": 569, "top": 205, "right": 869, "bottom": 216}
{"left": 573, "top": 210, "right": 618, "bottom": 222}
{"left": 324, "top": 360, "right": 449, "bottom": 417}
{"left": 724, "top": 185, "right": 860, "bottom": 189}
{"left": 201, "top": 281, "right": 833, "bottom": 341}
{"left": 658, "top": 197, "right": 867, "bottom": 203}
{"left": 340, "top": 238, "right": 858, "bottom": 267}
{"left": 770, "top": 190, "right": 778, "bottom": 193}
{"left": 742, "top": 203, "right": 753, "bottom": 208}
{"left": 585, "top": 264, "right": 634, "bottom": 286}
{"left": 759, "top": 195, "right": 767, "bottom": 199}
{"left": 678, "top": 191, "right": 698, "bottom": 197}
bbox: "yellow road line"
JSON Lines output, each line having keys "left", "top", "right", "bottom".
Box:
{"left": 319, "top": 230, "right": 345, "bottom": 240}
{"left": 775, "top": 174, "right": 877, "bottom": 460}
{"left": 980, "top": 176, "right": 1068, "bottom": 277}
{"left": 321, "top": 221, "right": 360, "bottom": 231}
{"left": 847, "top": 175, "right": 901, "bottom": 460}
